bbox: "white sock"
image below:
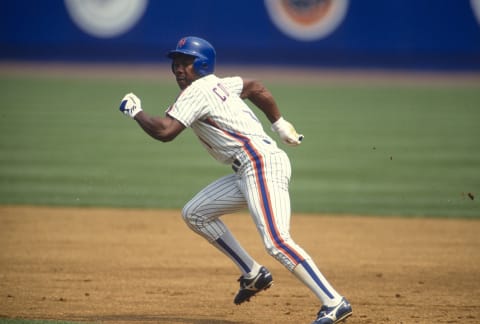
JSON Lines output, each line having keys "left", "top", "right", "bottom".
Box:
{"left": 293, "top": 259, "right": 342, "bottom": 307}
{"left": 245, "top": 263, "right": 262, "bottom": 279}
{"left": 213, "top": 231, "right": 261, "bottom": 276}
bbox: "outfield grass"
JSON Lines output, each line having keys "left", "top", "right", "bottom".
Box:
{"left": 0, "top": 74, "right": 479, "bottom": 217}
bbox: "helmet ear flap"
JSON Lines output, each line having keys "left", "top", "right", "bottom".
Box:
{"left": 170, "top": 58, "right": 207, "bottom": 76}
{"left": 193, "top": 58, "right": 209, "bottom": 76}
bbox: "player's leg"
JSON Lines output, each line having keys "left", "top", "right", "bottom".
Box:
{"left": 182, "top": 174, "right": 261, "bottom": 276}
{"left": 183, "top": 174, "right": 273, "bottom": 304}
{"left": 240, "top": 150, "right": 343, "bottom": 307}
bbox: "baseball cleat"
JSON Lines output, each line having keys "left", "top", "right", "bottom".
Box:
{"left": 234, "top": 266, "right": 273, "bottom": 305}
{"left": 311, "top": 297, "right": 352, "bottom": 324}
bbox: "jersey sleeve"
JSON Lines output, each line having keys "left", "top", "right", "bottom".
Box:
{"left": 220, "top": 76, "right": 244, "bottom": 96}
{"left": 166, "top": 86, "right": 207, "bottom": 128}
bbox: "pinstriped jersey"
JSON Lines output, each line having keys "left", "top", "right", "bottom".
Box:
{"left": 167, "top": 74, "right": 278, "bottom": 164}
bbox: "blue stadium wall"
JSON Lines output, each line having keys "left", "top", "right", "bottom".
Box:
{"left": 1, "top": 0, "right": 480, "bottom": 70}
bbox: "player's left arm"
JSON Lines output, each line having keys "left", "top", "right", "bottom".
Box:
{"left": 241, "top": 79, "right": 303, "bottom": 146}
{"left": 240, "top": 79, "right": 280, "bottom": 123}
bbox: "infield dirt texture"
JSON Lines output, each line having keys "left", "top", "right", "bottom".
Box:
{"left": 1, "top": 205, "right": 479, "bottom": 324}
{"left": 0, "top": 64, "right": 479, "bottom": 323}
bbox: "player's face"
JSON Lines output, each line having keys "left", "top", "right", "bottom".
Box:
{"left": 172, "top": 55, "right": 198, "bottom": 90}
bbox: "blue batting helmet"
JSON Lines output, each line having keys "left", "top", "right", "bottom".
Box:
{"left": 167, "top": 36, "right": 216, "bottom": 76}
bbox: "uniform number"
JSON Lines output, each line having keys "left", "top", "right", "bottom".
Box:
{"left": 212, "top": 83, "right": 230, "bottom": 102}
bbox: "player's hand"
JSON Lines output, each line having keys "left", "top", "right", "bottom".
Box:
{"left": 271, "top": 117, "right": 304, "bottom": 146}
{"left": 119, "top": 93, "right": 142, "bottom": 118}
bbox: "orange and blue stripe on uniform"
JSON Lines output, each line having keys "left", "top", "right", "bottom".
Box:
{"left": 228, "top": 131, "right": 305, "bottom": 265}
{"left": 230, "top": 131, "right": 336, "bottom": 300}
{"left": 204, "top": 118, "right": 335, "bottom": 300}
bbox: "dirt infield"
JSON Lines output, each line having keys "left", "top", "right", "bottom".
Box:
{"left": 0, "top": 206, "right": 479, "bottom": 324}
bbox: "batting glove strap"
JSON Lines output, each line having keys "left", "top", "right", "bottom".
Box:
{"left": 271, "top": 117, "right": 304, "bottom": 146}
{"left": 119, "top": 92, "right": 143, "bottom": 118}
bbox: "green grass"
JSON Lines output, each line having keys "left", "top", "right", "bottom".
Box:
{"left": 0, "top": 74, "right": 479, "bottom": 218}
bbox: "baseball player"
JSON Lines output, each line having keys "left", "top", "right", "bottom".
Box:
{"left": 119, "top": 36, "right": 352, "bottom": 324}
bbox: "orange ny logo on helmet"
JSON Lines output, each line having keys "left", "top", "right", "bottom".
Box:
{"left": 178, "top": 37, "right": 187, "bottom": 48}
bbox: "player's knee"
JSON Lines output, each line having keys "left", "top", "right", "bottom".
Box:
{"left": 265, "top": 245, "right": 279, "bottom": 257}
{"left": 265, "top": 245, "right": 296, "bottom": 271}
{"left": 263, "top": 233, "right": 291, "bottom": 256}
{"left": 181, "top": 205, "right": 197, "bottom": 228}
{"left": 264, "top": 240, "right": 282, "bottom": 258}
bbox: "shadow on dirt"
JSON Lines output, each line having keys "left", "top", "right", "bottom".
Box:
{"left": 72, "top": 314, "right": 244, "bottom": 324}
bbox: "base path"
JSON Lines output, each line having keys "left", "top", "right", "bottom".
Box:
{"left": 0, "top": 206, "right": 479, "bottom": 323}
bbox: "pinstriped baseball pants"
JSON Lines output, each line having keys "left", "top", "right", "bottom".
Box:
{"left": 182, "top": 149, "right": 311, "bottom": 271}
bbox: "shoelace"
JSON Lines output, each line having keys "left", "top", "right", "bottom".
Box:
{"left": 238, "top": 275, "right": 258, "bottom": 289}
{"left": 317, "top": 306, "right": 329, "bottom": 316}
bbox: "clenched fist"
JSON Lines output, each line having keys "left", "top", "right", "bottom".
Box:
{"left": 119, "top": 93, "right": 142, "bottom": 118}
{"left": 271, "top": 117, "right": 304, "bottom": 146}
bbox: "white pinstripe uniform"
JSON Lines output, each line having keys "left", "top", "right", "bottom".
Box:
{"left": 167, "top": 74, "right": 342, "bottom": 306}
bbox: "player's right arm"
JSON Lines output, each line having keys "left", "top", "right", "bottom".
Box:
{"left": 119, "top": 92, "right": 185, "bottom": 142}
{"left": 134, "top": 112, "right": 185, "bottom": 142}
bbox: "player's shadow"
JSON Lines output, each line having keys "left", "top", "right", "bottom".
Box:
{"left": 75, "top": 314, "right": 245, "bottom": 323}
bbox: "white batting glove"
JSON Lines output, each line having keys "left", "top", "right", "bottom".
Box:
{"left": 119, "top": 93, "right": 142, "bottom": 118}
{"left": 271, "top": 117, "right": 304, "bottom": 146}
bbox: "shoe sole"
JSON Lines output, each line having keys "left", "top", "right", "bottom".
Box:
{"left": 334, "top": 310, "right": 353, "bottom": 323}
